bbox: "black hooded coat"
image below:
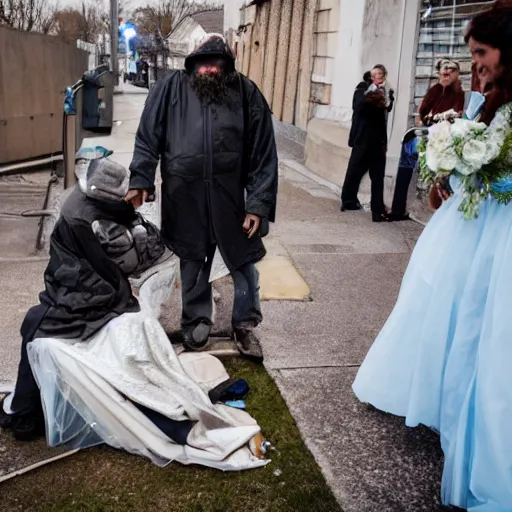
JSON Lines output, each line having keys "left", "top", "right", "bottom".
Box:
{"left": 129, "top": 37, "right": 278, "bottom": 272}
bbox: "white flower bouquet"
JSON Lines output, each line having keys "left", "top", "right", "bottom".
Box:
{"left": 418, "top": 104, "right": 512, "bottom": 219}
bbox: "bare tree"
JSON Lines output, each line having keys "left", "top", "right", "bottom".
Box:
{"left": 0, "top": 0, "right": 58, "bottom": 33}
{"left": 53, "top": 0, "right": 105, "bottom": 44}
{"left": 0, "top": 0, "right": 106, "bottom": 40}
{"left": 133, "top": 0, "right": 222, "bottom": 40}
{"left": 53, "top": 9, "right": 82, "bottom": 43}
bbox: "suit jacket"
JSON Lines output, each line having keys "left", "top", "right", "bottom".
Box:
{"left": 348, "top": 82, "right": 393, "bottom": 148}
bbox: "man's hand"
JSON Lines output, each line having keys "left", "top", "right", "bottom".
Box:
{"left": 125, "top": 189, "right": 149, "bottom": 208}
{"left": 429, "top": 180, "right": 451, "bottom": 210}
{"left": 243, "top": 214, "right": 260, "bottom": 239}
{"left": 478, "top": 66, "right": 491, "bottom": 94}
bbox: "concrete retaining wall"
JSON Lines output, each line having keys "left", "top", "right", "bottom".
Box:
{"left": 0, "top": 26, "right": 88, "bottom": 164}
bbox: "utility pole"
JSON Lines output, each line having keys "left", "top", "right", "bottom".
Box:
{"left": 110, "top": 0, "right": 119, "bottom": 85}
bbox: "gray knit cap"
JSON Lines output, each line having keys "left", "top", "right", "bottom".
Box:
{"left": 85, "top": 158, "right": 129, "bottom": 202}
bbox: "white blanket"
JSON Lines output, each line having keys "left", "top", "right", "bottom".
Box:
{"left": 27, "top": 256, "right": 269, "bottom": 471}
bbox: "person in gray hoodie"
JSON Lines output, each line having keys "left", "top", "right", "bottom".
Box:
{"left": 0, "top": 158, "right": 168, "bottom": 441}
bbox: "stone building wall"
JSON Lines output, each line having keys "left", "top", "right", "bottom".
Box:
{"left": 234, "top": 0, "right": 320, "bottom": 131}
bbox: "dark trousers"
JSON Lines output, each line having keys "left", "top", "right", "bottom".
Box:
{"left": 131, "top": 401, "right": 193, "bottom": 445}
{"left": 180, "top": 244, "right": 262, "bottom": 330}
{"left": 10, "top": 304, "right": 48, "bottom": 417}
{"left": 391, "top": 166, "right": 414, "bottom": 216}
{"left": 341, "top": 146, "right": 387, "bottom": 213}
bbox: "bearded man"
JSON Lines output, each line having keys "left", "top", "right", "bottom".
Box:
{"left": 126, "top": 34, "right": 278, "bottom": 363}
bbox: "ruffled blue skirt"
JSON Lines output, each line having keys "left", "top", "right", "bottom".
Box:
{"left": 353, "top": 179, "right": 512, "bottom": 511}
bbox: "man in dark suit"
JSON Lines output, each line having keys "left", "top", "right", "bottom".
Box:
{"left": 341, "top": 65, "right": 394, "bottom": 222}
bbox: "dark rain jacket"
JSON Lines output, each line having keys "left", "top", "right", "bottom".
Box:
{"left": 129, "top": 40, "right": 278, "bottom": 272}
{"left": 35, "top": 187, "right": 143, "bottom": 341}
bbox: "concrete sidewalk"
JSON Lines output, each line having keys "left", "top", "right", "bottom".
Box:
{"left": 1, "top": 87, "right": 444, "bottom": 510}
{"left": 262, "top": 167, "right": 443, "bottom": 511}
{"left": 0, "top": 172, "right": 54, "bottom": 390}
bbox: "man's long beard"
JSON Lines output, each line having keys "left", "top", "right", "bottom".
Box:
{"left": 189, "top": 70, "right": 238, "bottom": 106}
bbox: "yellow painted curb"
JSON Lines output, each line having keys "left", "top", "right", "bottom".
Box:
{"left": 256, "top": 255, "right": 310, "bottom": 301}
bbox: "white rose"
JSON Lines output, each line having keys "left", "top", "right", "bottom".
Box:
{"left": 426, "top": 144, "right": 458, "bottom": 172}
{"left": 428, "top": 120, "right": 450, "bottom": 138}
{"left": 442, "top": 149, "right": 459, "bottom": 171}
{"left": 489, "top": 111, "right": 508, "bottom": 131}
{"left": 451, "top": 119, "right": 471, "bottom": 140}
{"left": 426, "top": 145, "right": 440, "bottom": 171}
{"left": 485, "top": 139, "right": 502, "bottom": 163}
{"left": 426, "top": 121, "right": 458, "bottom": 172}
{"left": 456, "top": 160, "right": 476, "bottom": 177}
{"left": 460, "top": 120, "right": 487, "bottom": 134}
{"left": 462, "top": 139, "right": 487, "bottom": 169}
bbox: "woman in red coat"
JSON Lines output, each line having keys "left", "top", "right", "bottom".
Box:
{"left": 418, "top": 58, "right": 465, "bottom": 126}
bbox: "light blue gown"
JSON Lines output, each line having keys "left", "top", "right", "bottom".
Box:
{"left": 353, "top": 177, "right": 512, "bottom": 511}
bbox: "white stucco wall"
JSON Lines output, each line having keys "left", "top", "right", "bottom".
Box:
{"left": 359, "top": 0, "right": 420, "bottom": 164}
{"left": 314, "top": 0, "right": 366, "bottom": 125}
{"left": 167, "top": 19, "right": 207, "bottom": 70}
{"left": 384, "top": 0, "right": 420, "bottom": 166}
{"left": 224, "top": 0, "right": 247, "bottom": 33}
{"left": 311, "top": 0, "right": 420, "bottom": 163}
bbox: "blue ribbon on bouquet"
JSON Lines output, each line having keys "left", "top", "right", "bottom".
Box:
{"left": 490, "top": 177, "right": 512, "bottom": 195}
{"left": 464, "top": 92, "right": 486, "bottom": 121}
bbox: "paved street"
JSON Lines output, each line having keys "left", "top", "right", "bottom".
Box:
{"left": 0, "top": 88, "right": 445, "bottom": 510}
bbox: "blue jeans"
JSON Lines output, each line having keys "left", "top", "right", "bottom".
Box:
{"left": 180, "top": 244, "right": 262, "bottom": 329}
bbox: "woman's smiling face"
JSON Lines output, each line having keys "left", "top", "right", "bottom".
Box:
{"left": 469, "top": 36, "right": 503, "bottom": 86}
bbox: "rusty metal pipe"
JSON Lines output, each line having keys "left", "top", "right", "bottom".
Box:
{"left": 0, "top": 155, "right": 63, "bottom": 176}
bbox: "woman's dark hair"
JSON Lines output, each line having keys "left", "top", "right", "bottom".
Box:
{"left": 465, "top": 0, "right": 512, "bottom": 123}
{"left": 363, "top": 70, "right": 372, "bottom": 84}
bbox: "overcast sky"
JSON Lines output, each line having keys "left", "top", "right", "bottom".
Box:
{"left": 59, "top": 0, "right": 223, "bottom": 11}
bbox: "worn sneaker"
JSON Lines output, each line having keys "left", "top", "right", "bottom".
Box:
{"left": 0, "top": 396, "right": 45, "bottom": 441}
{"left": 234, "top": 328, "right": 264, "bottom": 364}
{"left": 11, "top": 414, "right": 46, "bottom": 441}
{"left": 182, "top": 322, "right": 212, "bottom": 352}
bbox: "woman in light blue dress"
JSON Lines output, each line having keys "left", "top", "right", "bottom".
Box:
{"left": 353, "top": 2, "right": 512, "bottom": 511}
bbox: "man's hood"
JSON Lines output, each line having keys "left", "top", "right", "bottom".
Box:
{"left": 184, "top": 33, "right": 236, "bottom": 73}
